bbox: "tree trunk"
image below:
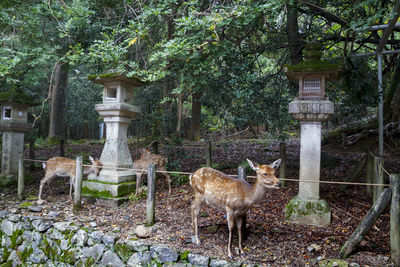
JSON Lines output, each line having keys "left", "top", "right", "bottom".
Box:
{"left": 49, "top": 61, "right": 69, "bottom": 139}
{"left": 287, "top": 3, "right": 302, "bottom": 64}
{"left": 190, "top": 92, "right": 202, "bottom": 141}
{"left": 387, "top": 58, "right": 400, "bottom": 121}
{"left": 176, "top": 94, "right": 183, "bottom": 134}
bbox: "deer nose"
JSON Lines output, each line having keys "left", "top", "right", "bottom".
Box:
{"left": 276, "top": 182, "right": 281, "bottom": 188}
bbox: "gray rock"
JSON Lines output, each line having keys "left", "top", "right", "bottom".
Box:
{"left": 32, "top": 219, "right": 52, "bottom": 232}
{"left": 90, "top": 221, "right": 97, "bottom": 228}
{"left": 188, "top": 253, "right": 209, "bottom": 266}
{"left": 60, "top": 239, "right": 70, "bottom": 250}
{"left": 349, "top": 263, "right": 360, "bottom": 267}
{"left": 112, "top": 226, "right": 121, "bottom": 233}
{"left": 135, "top": 225, "right": 151, "bottom": 238}
{"left": 210, "top": 259, "right": 231, "bottom": 267}
{"left": 7, "top": 214, "right": 21, "bottom": 222}
{"left": 127, "top": 251, "right": 151, "bottom": 267}
{"left": 71, "top": 229, "right": 88, "bottom": 247}
{"left": 2, "top": 236, "right": 11, "bottom": 248}
{"left": 150, "top": 244, "right": 178, "bottom": 263}
{"left": 0, "top": 211, "right": 10, "bottom": 218}
{"left": 102, "top": 233, "right": 116, "bottom": 247}
{"left": 89, "top": 230, "right": 104, "bottom": 244}
{"left": 22, "top": 231, "right": 34, "bottom": 242}
{"left": 163, "top": 263, "right": 191, "bottom": 267}
{"left": 21, "top": 221, "right": 33, "bottom": 231}
{"left": 100, "top": 250, "right": 126, "bottom": 266}
{"left": 125, "top": 240, "right": 149, "bottom": 252}
{"left": 28, "top": 206, "right": 43, "bottom": 212}
{"left": 28, "top": 242, "right": 48, "bottom": 264}
{"left": 48, "top": 211, "right": 61, "bottom": 217}
{"left": 49, "top": 229, "right": 64, "bottom": 240}
{"left": 1, "top": 219, "right": 15, "bottom": 236}
{"left": 27, "top": 215, "right": 42, "bottom": 221}
{"left": 82, "top": 243, "right": 106, "bottom": 262}
{"left": 7, "top": 250, "right": 22, "bottom": 266}
{"left": 53, "top": 221, "right": 72, "bottom": 232}
{"left": 33, "top": 231, "right": 42, "bottom": 245}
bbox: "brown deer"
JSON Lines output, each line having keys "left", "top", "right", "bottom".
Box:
{"left": 133, "top": 149, "right": 171, "bottom": 194}
{"left": 37, "top": 156, "right": 102, "bottom": 204}
{"left": 190, "top": 158, "right": 281, "bottom": 258}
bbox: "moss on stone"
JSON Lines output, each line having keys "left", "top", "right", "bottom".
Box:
{"left": 0, "top": 86, "right": 40, "bottom": 106}
{"left": 43, "top": 236, "right": 59, "bottom": 260}
{"left": 115, "top": 243, "right": 134, "bottom": 263}
{"left": 285, "top": 196, "right": 330, "bottom": 219}
{"left": 319, "top": 259, "right": 348, "bottom": 267}
{"left": 20, "top": 246, "right": 33, "bottom": 262}
{"left": 285, "top": 60, "right": 341, "bottom": 72}
{"left": 19, "top": 202, "right": 34, "bottom": 208}
{"left": 82, "top": 186, "right": 113, "bottom": 198}
{"left": 179, "top": 250, "right": 190, "bottom": 262}
{"left": 60, "top": 249, "right": 77, "bottom": 265}
{"left": 9, "top": 229, "right": 24, "bottom": 249}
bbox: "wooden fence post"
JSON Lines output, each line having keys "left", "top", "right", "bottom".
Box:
{"left": 366, "top": 151, "right": 374, "bottom": 197}
{"left": 73, "top": 156, "right": 83, "bottom": 215}
{"left": 279, "top": 142, "right": 287, "bottom": 187}
{"left": 205, "top": 141, "right": 212, "bottom": 167}
{"left": 29, "top": 139, "right": 35, "bottom": 171}
{"left": 238, "top": 166, "right": 247, "bottom": 182}
{"left": 147, "top": 164, "right": 156, "bottom": 226}
{"left": 17, "top": 152, "right": 24, "bottom": 201}
{"left": 373, "top": 156, "right": 384, "bottom": 204}
{"left": 391, "top": 173, "right": 400, "bottom": 266}
{"left": 339, "top": 188, "right": 392, "bottom": 258}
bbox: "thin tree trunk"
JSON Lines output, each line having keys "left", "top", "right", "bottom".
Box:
{"left": 49, "top": 61, "right": 69, "bottom": 139}
{"left": 190, "top": 92, "right": 202, "bottom": 141}
{"left": 287, "top": 3, "right": 302, "bottom": 64}
{"left": 176, "top": 94, "right": 183, "bottom": 134}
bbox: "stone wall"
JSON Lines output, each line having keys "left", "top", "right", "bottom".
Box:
{"left": 0, "top": 211, "right": 250, "bottom": 266}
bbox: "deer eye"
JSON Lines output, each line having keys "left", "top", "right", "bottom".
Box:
{"left": 263, "top": 173, "right": 268, "bottom": 176}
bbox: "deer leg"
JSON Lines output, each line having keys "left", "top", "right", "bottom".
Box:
{"left": 69, "top": 177, "right": 75, "bottom": 201}
{"left": 38, "top": 174, "right": 56, "bottom": 204}
{"left": 165, "top": 172, "right": 171, "bottom": 194}
{"left": 191, "top": 195, "right": 203, "bottom": 245}
{"left": 237, "top": 215, "right": 245, "bottom": 255}
{"left": 226, "top": 209, "right": 235, "bottom": 259}
{"left": 135, "top": 172, "right": 143, "bottom": 195}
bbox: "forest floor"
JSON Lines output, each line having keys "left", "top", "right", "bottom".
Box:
{"left": 0, "top": 137, "right": 399, "bottom": 266}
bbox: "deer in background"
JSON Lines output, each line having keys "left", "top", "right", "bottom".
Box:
{"left": 190, "top": 158, "right": 281, "bottom": 258}
{"left": 37, "top": 156, "right": 102, "bottom": 204}
{"left": 133, "top": 149, "right": 171, "bottom": 194}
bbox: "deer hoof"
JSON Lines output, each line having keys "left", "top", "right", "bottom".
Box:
{"left": 191, "top": 235, "right": 201, "bottom": 245}
{"left": 36, "top": 199, "right": 45, "bottom": 205}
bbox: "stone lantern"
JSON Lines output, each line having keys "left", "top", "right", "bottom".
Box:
{"left": 0, "top": 87, "right": 39, "bottom": 186}
{"left": 284, "top": 43, "right": 341, "bottom": 226}
{"left": 83, "top": 72, "right": 147, "bottom": 207}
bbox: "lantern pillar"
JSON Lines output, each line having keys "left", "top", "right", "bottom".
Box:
{"left": 284, "top": 43, "right": 341, "bottom": 227}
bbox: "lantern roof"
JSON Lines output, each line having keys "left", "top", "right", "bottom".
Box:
{"left": 0, "top": 87, "right": 40, "bottom": 106}
{"left": 284, "top": 42, "right": 342, "bottom": 82}
{"left": 88, "top": 70, "right": 149, "bottom": 87}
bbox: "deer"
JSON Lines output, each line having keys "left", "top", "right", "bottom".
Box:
{"left": 37, "top": 156, "right": 102, "bottom": 204}
{"left": 133, "top": 149, "right": 171, "bottom": 194}
{"left": 190, "top": 158, "right": 281, "bottom": 258}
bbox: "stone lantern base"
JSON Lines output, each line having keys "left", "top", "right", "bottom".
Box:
{"left": 284, "top": 196, "right": 331, "bottom": 227}
{"left": 82, "top": 170, "right": 137, "bottom": 208}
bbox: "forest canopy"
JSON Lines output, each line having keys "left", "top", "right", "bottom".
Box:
{"left": 1, "top": 0, "right": 400, "bottom": 142}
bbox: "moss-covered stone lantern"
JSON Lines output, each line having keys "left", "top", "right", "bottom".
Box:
{"left": 284, "top": 43, "right": 341, "bottom": 227}
{"left": 83, "top": 71, "right": 147, "bottom": 207}
{"left": 0, "top": 87, "right": 39, "bottom": 186}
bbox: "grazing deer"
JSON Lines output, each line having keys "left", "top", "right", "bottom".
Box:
{"left": 190, "top": 158, "right": 281, "bottom": 258}
{"left": 133, "top": 149, "right": 171, "bottom": 194}
{"left": 37, "top": 156, "right": 102, "bottom": 204}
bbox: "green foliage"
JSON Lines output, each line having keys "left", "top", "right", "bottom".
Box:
{"left": 128, "top": 186, "right": 147, "bottom": 203}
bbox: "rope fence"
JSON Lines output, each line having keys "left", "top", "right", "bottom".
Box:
{"left": 22, "top": 158, "right": 391, "bottom": 187}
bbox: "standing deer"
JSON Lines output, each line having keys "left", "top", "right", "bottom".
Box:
{"left": 37, "top": 156, "right": 102, "bottom": 204}
{"left": 190, "top": 158, "right": 281, "bottom": 258}
{"left": 133, "top": 149, "right": 171, "bottom": 194}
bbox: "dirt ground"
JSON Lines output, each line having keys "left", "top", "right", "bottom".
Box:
{"left": 0, "top": 138, "right": 399, "bottom": 266}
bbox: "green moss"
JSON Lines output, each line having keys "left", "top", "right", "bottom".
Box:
{"left": 82, "top": 186, "right": 113, "bottom": 198}
{"left": 43, "top": 235, "right": 59, "bottom": 260}
{"left": 115, "top": 243, "right": 134, "bottom": 263}
{"left": 319, "top": 259, "right": 348, "bottom": 267}
{"left": 10, "top": 229, "right": 24, "bottom": 249}
{"left": 60, "top": 250, "right": 76, "bottom": 265}
{"left": 285, "top": 196, "right": 330, "bottom": 218}
{"left": 19, "top": 202, "right": 34, "bottom": 208}
{"left": 285, "top": 60, "right": 341, "bottom": 72}
{"left": 84, "top": 257, "right": 96, "bottom": 267}
{"left": 0, "top": 86, "right": 40, "bottom": 106}
{"left": 2, "top": 248, "right": 10, "bottom": 264}
{"left": 179, "top": 250, "right": 190, "bottom": 262}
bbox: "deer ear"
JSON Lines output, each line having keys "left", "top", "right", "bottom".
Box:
{"left": 89, "top": 156, "right": 94, "bottom": 163}
{"left": 247, "top": 159, "right": 259, "bottom": 171}
{"left": 270, "top": 159, "right": 281, "bottom": 170}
